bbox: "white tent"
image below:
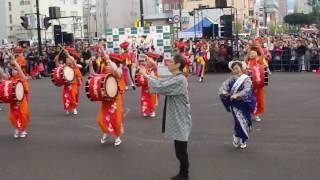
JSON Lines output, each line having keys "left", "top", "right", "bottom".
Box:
{"left": 178, "top": 17, "right": 216, "bottom": 39}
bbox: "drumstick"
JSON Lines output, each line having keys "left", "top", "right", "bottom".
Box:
{"left": 85, "top": 57, "right": 95, "bottom": 69}
{"left": 58, "top": 44, "right": 73, "bottom": 57}
{"left": 99, "top": 47, "right": 110, "bottom": 60}
{"left": 57, "top": 48, "right": 64, "bottom": 56}
{"left": 58, "top": 44, "right": 65, "bottom": 50}
{"left": 54, "top": 48, "right": 64, "bottom": 64}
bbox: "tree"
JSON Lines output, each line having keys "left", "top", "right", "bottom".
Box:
{"left": 267, "top": 24, "right": 277, "bottom": 34}
{"left": 307, "top": 0, "right": 320, "bottom": 29}
{"left": 284, "top": 13, "right": 315, "bottom": 26}
{"left": 307, "top": 0, "right": 320, "bottom": 14}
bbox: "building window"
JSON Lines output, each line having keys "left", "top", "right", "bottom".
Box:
{"left": 73, "top": 0, "right": 77, "bottom": 4}
{"left": 10, "top": 26, "right": 13, "bottom": 31}
{"left": 182, "top": 17, "right": 189, "bottom": 24}
{"left": 163, "top": 2, "right": 181, "bottom": 12}
{"left": 8, "top": 2, "right": 12, "bottom": 11}
{"left": 20, "top": 0, "right": 31, "bottom": 5}
{"left": 61, "top": 24, "right": 67, "bottom": 29}
{"left": 71, "top": 11, "right": 78, "bottom": 16}
{"left": 61, "top": 11, "right": 67, "bottom": 16}
{"left": 75, "top": 24, "right": 81, "bottom": 30}
{"left": 9, "top": 14, "right": 12, "bottom": 24}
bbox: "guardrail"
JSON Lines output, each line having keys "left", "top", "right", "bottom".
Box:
{"left": 269, "top": 52, "right": 320, "bottom": 72}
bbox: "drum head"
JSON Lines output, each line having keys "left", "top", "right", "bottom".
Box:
{"left": 15, "top": 82, "right": 24, "bottom": 101}
{"left": 105, "top": 76, "right": 118, "bottom": 98}
{"left": 63, "top": 66, "right": 75, "bottom": 82}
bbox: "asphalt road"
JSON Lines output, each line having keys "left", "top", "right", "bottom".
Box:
{"left": 0, "top": 72, "right": 319, "bottom": 180}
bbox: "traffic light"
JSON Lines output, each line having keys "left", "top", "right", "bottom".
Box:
{"left": 44, "top": 17, "right": 52, "bottom": 29}
{"left": 20, "top": 16, "right": 29, "bottom": 29}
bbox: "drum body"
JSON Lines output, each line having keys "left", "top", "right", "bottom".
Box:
{"left": 134, "top": 67, "right": 154, "bottom": 87}
{"left": 264, "top": 67, "right": 269, "bottom": 86}
{"left": 51, "top": 66, "right": 75, "bottom": 87}
{"left": 134, "top": 70, "right": 143, "bottom": 87}
{"left": 0, "top": 80, "right": 25, "bottom": 103}
{"left": 85, "top": 74, "right": 118, "bottom": 101}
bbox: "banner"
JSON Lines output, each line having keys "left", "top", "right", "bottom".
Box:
{"left": 105, "top": 26, "right": 172, "bottom": 59}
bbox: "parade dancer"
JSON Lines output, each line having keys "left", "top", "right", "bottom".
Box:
{"left": 54, "top": 48, "right": 83, "bottom": 115}
{"left": 0, "top": 55, "right": 30, "bottom": 139}
{"left": 14, "top": 47, "right": 28, "bottom": 76}
{"left": 195, "top": 42, "right": 207, "bottom": 82}
{"left": 261, "top": 40, "right": 272, "bottom": 75}
{"left": 120, "top": 42, "right": 136, "bottom": 90}
{"left": 136, "top": 52, "right": 159, "bottom": 117}
{"left": 89, "top": 51, "right": 126, "bottom": 146}
{"left": 246, "top": 50, "right": 266, "bottom": 122}
{"left": 252, "top": 38, "right": 271, "bottom": 75}
{"left": 176, "top": 41, "right": 191, "bottom": 80}
{"left": 219, "top": 60, "right": 256, "bottom": 149}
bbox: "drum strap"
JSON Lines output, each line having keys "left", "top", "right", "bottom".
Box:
{"left": 162, "top": 96, "right": 167, "bottom": 133}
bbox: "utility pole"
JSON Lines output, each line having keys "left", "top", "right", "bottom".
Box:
{"left": 95, "top": 14, "right": 98, "bottom": 37}
{"left": 193, "top": 10, "right": 196, "bottom": 39}
{"left": 73, "top": 17, "right": 76, "bottom": 43}
{"left": 140, "top": 0, "right": 144, "bottom": 27}
{"left": 179, "top": 0, "right": 182, "bottom": 31}
{"left": 36, "top": 0, "right": 42, "bottom": 56}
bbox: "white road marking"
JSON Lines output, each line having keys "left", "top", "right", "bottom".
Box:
{"left": 83, "top": 125, "right": 99, "bottom": 131}
{"left": 124, "top": 108, "right": 131, "bottom": 117}
{"left": 210, "top": 102, "right": 222, "bottom": 107}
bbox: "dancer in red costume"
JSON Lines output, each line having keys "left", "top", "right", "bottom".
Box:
{"left": 0, "top": 54, "right": 30, "bottom": 139}
{"left": 53, "top": 48, "right": 83, "bottom": 115}
{"left": 89, "top": 50, "right": 126, "bottom": 146}
{"left": 136, "top": 52, "right": 159, "bottom": 117}
{"left": 246, "top": 50, "right": 266, "bottom": 122}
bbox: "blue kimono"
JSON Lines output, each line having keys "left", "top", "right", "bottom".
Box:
{"left": 219, "top": 74, "right": 256, "bottom": 143}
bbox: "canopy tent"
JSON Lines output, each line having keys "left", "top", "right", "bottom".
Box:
{"left": 178, "top": 17, "right": 216, "bottom": 39}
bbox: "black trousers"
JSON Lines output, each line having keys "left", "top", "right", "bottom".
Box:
{"left": 174, "top": 140, "right": 189, "bottom": 177}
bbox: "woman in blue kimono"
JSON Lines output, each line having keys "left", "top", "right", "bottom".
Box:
{"left": 219, "top": 60, "right": 256, "bottom": 149}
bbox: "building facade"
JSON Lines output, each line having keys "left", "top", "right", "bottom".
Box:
{"left": 179, "top": 0, "right": 252, "bottom": 32}
{"left": 294, "top": 0, "right": 312, "bottom": 13}
{"left": 91, "top": 0, "right": 161, "bottom": 37}
{"left": 0, "top": 1, "right": 9, "bottom": 44}
{"left": 262, "top": 0, "right": 279, "bottom": 26}
{"left": 277, "top": 0, "right": 288, "bottom": 22}
{"left": 0, "top": 0, "right": 85, "bottom": 43}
